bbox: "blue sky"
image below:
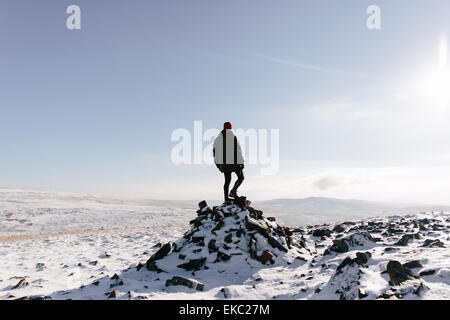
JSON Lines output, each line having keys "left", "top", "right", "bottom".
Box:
{"left": 1, "top": 1, "right": 450, "bottom": 203}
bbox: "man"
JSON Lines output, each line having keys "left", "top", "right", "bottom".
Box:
{"left": 213, "top": 122, "right": 245, "bottom": 201}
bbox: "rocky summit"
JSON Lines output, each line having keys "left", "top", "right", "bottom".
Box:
{"left": 3, "top": 196, "right": 449, "bottom": 300}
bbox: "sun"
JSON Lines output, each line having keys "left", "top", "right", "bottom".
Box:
{"left": 417, "top": 36, "right": 450, "bottom": 109}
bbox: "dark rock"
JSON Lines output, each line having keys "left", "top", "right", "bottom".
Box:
{"left": 217, "top": 250, "right": 231, "bottom": 261}
{"left": 358, "top": 289, "right": 368, "bottom": 299}
{"left": 333, "top": 224, "right": 346, "bottom": 233}
{"left": 211, "top": 220, "right": 225, "bottom": 233}
{"left": 111, "top": 274, "right": 120, "bottom": 280}
{"left": 386, "top": 260, "right": 419, "bottom": 286}
{"left": 224, "top": 233, "right": 233, "bottom": 243}
{"left": 257, "top": 250, "right": 274, "bottom": 265}
{"left": 110, "top": 280, "right": 124, "bottom": 288}
{"left": 422, "top": 239, "right": 445, "bottom": 248}
{"left": 402, "top": 260, "right": 423, "bottom": 269}
{"left": 313, "top": 229, "right": 332, "bottom": 238}
{"left": 419, "top": 269, "right": 436, "bottom": 276}
{"left": 218, "top": 287, "right": 231, "bottom": 298}
{"left": 146, "top": 261, "right": 166, "bottom": 273}
{"left": 330, "top": 239, "right": 349, "bottom": 253}
{"left": 394, "top": 234, "right": 414, "bottom": 246}
{"left": 191, "top": 236, "right": 205, "bottom": 246}
{"left": 267, "top": 235, "right": 288, "bottom": 252}
{"left": 12, "top": 279, "right": 29, "bottom": 289}
{"left": 245, "top": 215, "right": 269, "bottom": 236}
{"left": 198, "top": 200, "right": 207, "bottom": 210}
{"left": 207, "top": 239, "right": 219, "bottom": 253}
{"left": 177, "top": 258, "right": 206, "bottom": 271}
{"left": 166, "top": 276, "right": 204, "bottom": 291}
{"left": 354, "top": 251, "right": 371, "bottom": 265}
{"left": 108, "top": 289, "right": 120, "bottom": 298}
{"left": 146, "top": 242, "right": 172, "bottom": 266}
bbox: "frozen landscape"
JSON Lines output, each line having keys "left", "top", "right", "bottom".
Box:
{"left": 0, "top": 189, "right": 449, "bottom": 300}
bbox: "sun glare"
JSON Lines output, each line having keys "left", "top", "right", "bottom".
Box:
{"left": 417, "top": 36, "right": 450, "bottom": 109}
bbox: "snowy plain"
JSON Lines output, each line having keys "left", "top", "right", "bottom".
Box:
{"left": 0, "top": 189, "right": 449, "bottom": 300}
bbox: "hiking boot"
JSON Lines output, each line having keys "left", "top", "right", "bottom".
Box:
{"left": 229, "top": 189, "right": 238, "bottom": 199}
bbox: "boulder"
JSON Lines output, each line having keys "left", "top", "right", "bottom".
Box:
{"left": 313, "top": 229, "right": 332, "bottom": 238}
{"left": 386, "top": 260, "right": 419, "bottom": 286}
{"left": 166, "top": 276, "right": 204, "bottom": 291}
{"left": 177, "top": 258, "right": 206, "bottom": 271}
{"left": 146, "top": 242, "right": 172, "bottom": 266}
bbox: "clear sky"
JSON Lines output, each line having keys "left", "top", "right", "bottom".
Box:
{"left": 1, "top": 1, "right": 450, "bottom": 203}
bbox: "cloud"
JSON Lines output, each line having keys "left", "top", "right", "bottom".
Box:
{"left": 249, "top": 54, "right": 390, "bottom": 82}
{"left": 313, "top": 176, "right": 340, "bottom": 191}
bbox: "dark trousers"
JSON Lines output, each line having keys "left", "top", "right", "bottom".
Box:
{"left": 224, "top": 169, "right": 244, "bottom": 201}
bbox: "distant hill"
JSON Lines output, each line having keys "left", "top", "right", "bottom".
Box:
{"left": 253, "top": 197, "right": 450, "bottom": 226}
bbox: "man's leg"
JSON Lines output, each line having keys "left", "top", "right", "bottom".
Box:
{"left": 223, "top": 171, "right": 232, "bottom": 201}
{"left": 230, "top": 169, "right": 244, "bottom": 197}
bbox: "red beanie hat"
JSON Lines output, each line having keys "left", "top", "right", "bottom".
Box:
{"left": 223, "top": 122, "right": 232, "bottom": 130}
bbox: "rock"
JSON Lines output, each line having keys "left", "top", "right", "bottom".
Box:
{"left": 358, "top": 288, "right": 368, "bottom": 299}
{"left": 36, "top": 263, "right": 46, "bottom": 271}
{"left": 386, "top": 260, "right": 419, "bottom": 286}
{"left": 267, "top": 235, "right": 289, "bottom": 253}
{"left": 394, "top": 234, "right": 414, "bottom": 246}
{"left": 211, "top": 220, "right": 225, "bottom": 232}
{"left": 419, "top": 269, "right": 436, "bottom": 276}
{"left": 218, "top": 287, "right": 231, "bottom": 298}
{"left": 27, "top": 295, "right": 52, "bottom": 300}
{"left": 166, "top": 276, "right": 204, "bottom": 291}
{"left": 136, "top": 262, "right": 144, "bottom": 271}
{"left": 224, "top": 233, "right": 233, "bottom": 243}
{"left": 313, "top": 229, "right": 332, "bottom": 238}
{"left": 146, "top": 242, "right": 172, "bottom": 267}
{"left": 354, "top": 251, "right": 371, "bottom": 265}
{"left": 208, "top": 239, "right": 219, "bottom": 253}
{"left": 402, "top": 260, "right": 423, "bottom": 269}
{"left": 330, "top": 239, "right": 349, "bottom": 253}
{"left": 217, "top": 250, "right": 231, "bottom": 261}
{"left": 198, "top": 200, "right": 207, "bottom": 210}
{"left": 108, "top": 289, "right": 120, "bottom": 298}
{"left": 111, "top": 273, "right": 120, "bottom": 280}
{"left": 333, "top": 224, "right": 346, "bottom": 233}
{"left": 177, "top": 258, "right": 206, "bottom": 271}
{"left": 328, "top": 256, "right": 362, "bottom": 300}
{"left": 422, "top": 239, "right": 445, "bottom": 248}
{"left": 257, "top": 250, "right": 274, "bottom": 265}
{"left": 245, "top": 215, "right": 269, "bottom": 236}
{"left": 110, "top": 280, "right": 124, "bottom": 288}
{"left": 146, "top": 261, "right": 166, "bottom": 273}
{"left": 12, "top": 278, "right": 29, "bottom": 289}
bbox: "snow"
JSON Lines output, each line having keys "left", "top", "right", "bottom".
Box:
{"left": 0, "top": 189, "right": 449, "bottom": 300}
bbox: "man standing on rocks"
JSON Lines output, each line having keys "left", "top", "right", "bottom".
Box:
{"left": 213, "top": 122, "right": 245, "bottom": 202}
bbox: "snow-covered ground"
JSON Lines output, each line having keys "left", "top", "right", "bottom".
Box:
{"left": 0, "top": 189, "right": 449, "bottom": 300}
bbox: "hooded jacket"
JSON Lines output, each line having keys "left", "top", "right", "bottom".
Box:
{"left": 213, "top": 129, "right": 244, "bottom": 172}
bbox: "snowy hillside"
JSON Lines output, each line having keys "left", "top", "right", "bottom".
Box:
{"left": 0, "top": 190, "right": 449, "bottom": 300}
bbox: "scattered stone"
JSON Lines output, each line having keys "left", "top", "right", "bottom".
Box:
{"left": 12, "top": 279, "right": 29, "bottom": 289}
{"left": 358, "top": 288, "right": 368, "bottom": 299}
{"left": 257, "top": 250, "right": 274, "bottom": 265}
{"left": 394, "top": 234, "right": 414, "bottom": 246}
{"left": 386, "top": 260, "right": 419, "bottom": 286}
{"left": 146, "top": 242, "right": 172, "bottom": 268}
{"left": 218, "top": 287, "right": 231, "bottom": 298}
{"left": 402, "top": 260, "right": 423, "bottom": 269}
{"left": 177, "top": 258, "right": 206, "bottom": 271}
{"left": 419, "top": 269, "right": 436, "bottom": 276}
{"left": 422, "top": 239, "right": 445, "bottom": 248}
{"left": 313, "top": 229, "right": 332, "bottom": 238}
{"left": 108, "top": 289, "right": 120, "bottom": 298}
{"left": 166, "top": 276, "right": 204, "bottom": 291}
{"left": 36, "top": 263, "right": 46, "bottom": 271}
